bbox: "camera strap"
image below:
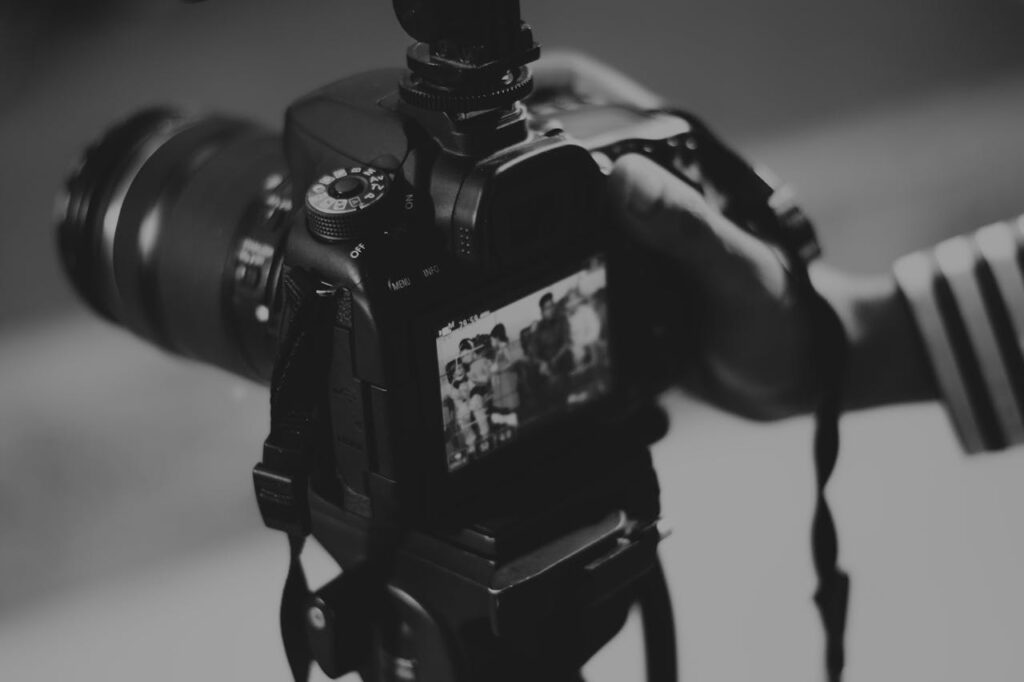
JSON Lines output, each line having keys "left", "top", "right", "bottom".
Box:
{"left": 781, "top": 232, "right": 851, "bottom": 682}
{"left": 254, "top": 267, "right": 336, "bottom": 682}
{"left": 664, "top": 112, "right": 851, "bottom": 682}
{"left": 257, "top": 269, "right": 401, "bottom": 682}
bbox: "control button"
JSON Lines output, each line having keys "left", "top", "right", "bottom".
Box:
{"left": 241, "top": 264, "right": 261, "bottom": 287}
{"left": 590, "top": 151, "right": 614, "bottom": 174}
{"left": 388, "top": 278, "right": 411, "bottom": 293}
{"left": 305, "top": 166, "right": 392, "bottom": 242}
{"left": 330, "top": 176, "right": 363, "bottom": 198}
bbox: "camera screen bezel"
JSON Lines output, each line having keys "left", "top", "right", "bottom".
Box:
{"left": 411, "top": 247, "right": 632, "bottom": 505}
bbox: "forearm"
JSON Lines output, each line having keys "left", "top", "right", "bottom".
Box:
{"left": 812, "top": 264, "right": 938, "bottom": 410}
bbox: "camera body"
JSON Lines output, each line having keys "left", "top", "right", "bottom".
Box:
{"left": 232, "top": 69, "right": 691, "bottom": 677}
{"left": 243, "top": 68, "right": 702, "bottom": 543}
{"left": 58, "top": 5, "right": 817, "bottom": 672}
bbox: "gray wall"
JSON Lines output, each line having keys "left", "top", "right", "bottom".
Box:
{"left": 4, "top": 2, "right": 1024, "bottom": 680}
{"left": 3, "top": 0, "right": 1024, "bottom": 327}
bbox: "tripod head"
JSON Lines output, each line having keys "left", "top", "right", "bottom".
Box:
{"left": 394, "top": 0, "right": 540, "bottom": 112}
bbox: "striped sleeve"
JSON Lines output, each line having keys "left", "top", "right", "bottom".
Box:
{"left": 892, "top": 215, "right": 1024, "bottom": 453}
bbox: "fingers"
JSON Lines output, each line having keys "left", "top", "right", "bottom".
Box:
{"left": 530, "top": 51, "right": 580, "bottom": 95}
{"left": 608, "top": 154, "right": 724, "bottom": 273}
{"left": 608, "top": 154, "right": 788, "bottom": 299}
{"left": 531, "top": 51, "right": 665, "bottom": 109}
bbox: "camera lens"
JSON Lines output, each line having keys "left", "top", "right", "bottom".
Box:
{"left": 56, "top": 108, "right": 290, "bottom": 381}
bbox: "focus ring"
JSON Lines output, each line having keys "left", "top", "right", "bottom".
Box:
{"left": 56, "top": 107, "right": 185, "bottom": 322}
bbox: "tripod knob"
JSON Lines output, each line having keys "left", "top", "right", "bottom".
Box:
{"left": 305, "top": 166, "right": 393, "bottom": 242}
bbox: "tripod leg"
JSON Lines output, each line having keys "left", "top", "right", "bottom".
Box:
{"left": 638, "top": 558, "right": 677, "bottom": 682}
{"left": 360, "top": 585, "right": 461, "bottom": 682}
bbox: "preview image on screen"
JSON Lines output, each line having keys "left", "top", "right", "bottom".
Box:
{"left": 436, "top": 257, "right": 611, "bottom": 471}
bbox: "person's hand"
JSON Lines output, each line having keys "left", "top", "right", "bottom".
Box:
{"left": 609, "top": 154, "right": 822, "bottom": 419}
{"left": 530, "top": 52, "right": 822, "bottom": 418}
{"left": 532, "top": 50, "right": 936, "bottom": 418}
{"left": 531, "top": 50, "right": 665, "bottom": 109}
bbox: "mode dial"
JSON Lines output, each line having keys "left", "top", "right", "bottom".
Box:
{"left": 305, "top": 166, "right": 392, "bottom": 242}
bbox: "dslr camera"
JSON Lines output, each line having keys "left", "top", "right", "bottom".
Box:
{"left": 56, "top": 1, "right": 821, "bottom": 680}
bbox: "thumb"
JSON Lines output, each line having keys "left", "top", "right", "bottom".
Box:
{"left": 608, "top": 154, "right": 727, "bottom": 274}
{"left": 608, "top": 154, "right": 787, "bottom": 299}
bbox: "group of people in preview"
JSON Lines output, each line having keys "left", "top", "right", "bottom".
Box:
{"left": 440, "top": 282, "right": 611, "bottom": 470}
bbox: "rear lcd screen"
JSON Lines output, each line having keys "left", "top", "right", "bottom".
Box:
{"left": 436, "top": 257, "right": 611, "bottom": 471}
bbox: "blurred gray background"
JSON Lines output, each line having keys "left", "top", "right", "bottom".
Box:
{"left": 3, "top": 0, "right": 1024, "bottom": 680}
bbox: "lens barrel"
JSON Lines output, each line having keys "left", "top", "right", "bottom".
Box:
{"left": 56, "top": 109, "right": 290, "bottom": 381}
